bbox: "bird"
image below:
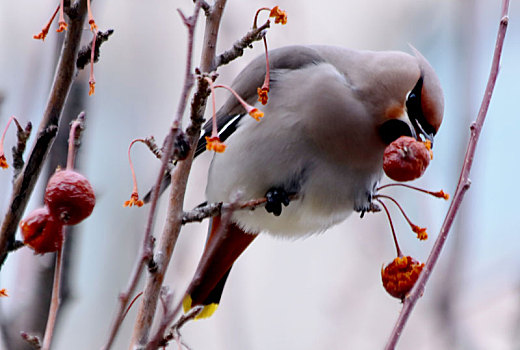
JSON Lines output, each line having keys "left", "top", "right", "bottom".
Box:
{"left": 147, "top": 45, "right": 444, "bottom": 319}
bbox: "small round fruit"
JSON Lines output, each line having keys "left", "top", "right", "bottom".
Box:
{"left": 20, "top": 207, "right": 64, "bottom": 254}
{"left": 44, "top": 169, "right": 96, "bottom": 225}
{"left": 383, "top": 136, "right": 431, "bottom": 182}
{"left": 381, "top": 256, "right": 424, "bottom": 301}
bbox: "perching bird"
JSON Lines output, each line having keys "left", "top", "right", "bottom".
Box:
{"left": 148, "top": 45, "right": 444, "bottom": 318}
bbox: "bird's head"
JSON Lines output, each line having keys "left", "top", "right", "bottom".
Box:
{"left": 378, "top": 47, "right": 444, "bottom": 147}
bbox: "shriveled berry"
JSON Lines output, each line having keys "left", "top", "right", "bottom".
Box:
{"left": 383, "top": 136, "right": 431, "bottom": 182}
{"left": 20, "top": 207, "right": 64, "bottom": 254}
{"left": 44, "top": 169, "right": 95, "bottom": 225}
{"left": 381, "top": 256, "right": 424, "bottom": 301}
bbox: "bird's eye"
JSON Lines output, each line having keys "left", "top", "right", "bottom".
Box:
{"left": 406, "top": 80, "right": 423, "bottom": 120}
{"left": 378, "top": 119, "right": 413, "bottom": 145}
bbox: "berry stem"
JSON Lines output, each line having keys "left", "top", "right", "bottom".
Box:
{"left": 253, "top": 7, "right": 271, "bottom": 29}
{"left": 0, "top": 116, "right": 22, "bottom": 169}
{"left": 213, "top": 83, "right": 258, "bottom": 116}
{"left": 128, "top": 139, "right": 146, "bottom": 200}
{"left": 260, "top": 35, "right": 270, "bottom": 91}
{"left": 0, "top": 116, "right": 15, "bottom": 156}
{"left": 87, "top": 0, "right": 97, "bottom": 32}
{"left": 378, "top": 183, "right": 449, "bottom": 200}
{"left": 376, "top": 198, "right": 403, "bottom": 257}
{"left": 33, "top": 4, "right": 60, "bottom": 41}
{"left": 57, "top": 0, "right": 67, "bottom": 32}
{"left": 376, "top": 194, "right": 427, "bottom": 240}
{"left": 41, "top": 238, "right": 65, "bottom": 350}
{"left": 88, "top": 30, "right": 97, "bottom": 96}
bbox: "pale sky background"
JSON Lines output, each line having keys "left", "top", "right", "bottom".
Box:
{"left": 0, "top": 1, "right": 519, "bottom": 349}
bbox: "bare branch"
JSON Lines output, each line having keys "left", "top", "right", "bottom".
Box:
{"left": 215, "top": 20, "right": 270, "bottom": 68}
{"left": 182, "top": 195, "right": 294, "bottom": 224}
{"left": 200, "top": 0, "right": 227, "bottom": 72}
{"left": 182, "top": 202, "right": 223, "bottom": 224}
{"left": 153, "top": 306, "right": 202, "bottom": 349}
{"left": 385, "top": 1, "right": 510, "bottom": 348}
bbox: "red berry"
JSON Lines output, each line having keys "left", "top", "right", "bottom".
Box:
{"left": 381, "top": 256, "right": 424, "bottom": 301}
{"left": 383, "top": 136, "right": 431, "bottom": 182}
{"left": 20, "top": 207, "right": 64, "bottom": 254}
{"left": 44, "top": 169, "right": 95, "bottom": 225}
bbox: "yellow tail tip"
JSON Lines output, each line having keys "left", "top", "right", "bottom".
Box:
{"left": 182, "top": 294, "right": 193, "bottom": 313}
{"left": 195, "top": 303, "right": 219, "bottom": 319}
{"left": 182, "top": 294, "right": 219, "bottom": 319}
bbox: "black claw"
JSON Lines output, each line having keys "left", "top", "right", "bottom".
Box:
{"left": 265, "top": 188, "right": 291, "bottom": 216}
{"left": 356, "top": 190, "right": 381, "bottom": 218}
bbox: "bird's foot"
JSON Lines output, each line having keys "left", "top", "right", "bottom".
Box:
{"left": 265, "top": 187, "right": 291, "bottom": 216}
{"left": 355, "top": 195, "right": 381, "bottom": 218}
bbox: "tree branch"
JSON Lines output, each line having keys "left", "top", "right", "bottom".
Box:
{"left": 181, "top": 195, "right": 298, "bottom": 224}
{"left": 385, "top": 1, "right": 510, "bottom": 348}
{"left": 214, "top": 20, "right": 270, "bottom": 68}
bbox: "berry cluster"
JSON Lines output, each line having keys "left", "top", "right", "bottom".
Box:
{"left": 378, "top": 135, "right": 445, "bottom": 300}
{"left": 19, "top": 120, "right": 95, "bottom": 254}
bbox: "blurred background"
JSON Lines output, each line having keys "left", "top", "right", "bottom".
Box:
{"left": 0, "top": 0, "right": 519, "bottom": 349}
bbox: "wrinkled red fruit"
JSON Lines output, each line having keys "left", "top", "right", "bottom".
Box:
{"left": 381, "top": 256, "right": 424, "bottom": 301}
{"left": 383, "top": 136, "right": 431, "bottom": 182}
{"left": 20, "top": 207, "right": 64, "bottom": 254}
{"left": 44, "top": 169, "right": 96, "bottom": 225}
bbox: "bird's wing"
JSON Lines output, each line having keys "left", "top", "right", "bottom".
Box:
{"left": 195, "top": 45, "right": 326, "bottom": 157}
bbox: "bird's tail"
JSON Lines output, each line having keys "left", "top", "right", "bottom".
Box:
{"left": 183, "top": 214, "right": 258, "bottom": 319}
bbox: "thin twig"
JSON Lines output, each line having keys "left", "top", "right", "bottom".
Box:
{"left": 153, "top": 306, "right": 202, "bottom": 349}
{"left": 41, "top": 239, "right": 65, "bottom": 350}
{"left": 384, "top": 1, "right": 509, "bottom": 348}
{"left": 182, "top": 195, "right": 297, "bottom": 224}
{"left": 182, "top": 202, "right": 223, "bottom": 224}
{"left": 214, "top": 20, "right": 270, "bottom": 68}
{"left": 66, "top": 112, "right": 85, "bottom": 170}
{"left": 0, "top": 0, "right": 88, "bottom": 269}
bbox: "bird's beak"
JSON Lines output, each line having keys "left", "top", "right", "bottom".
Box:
{"left": 410, "top": 117, "right": 434, "bottom": 147}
